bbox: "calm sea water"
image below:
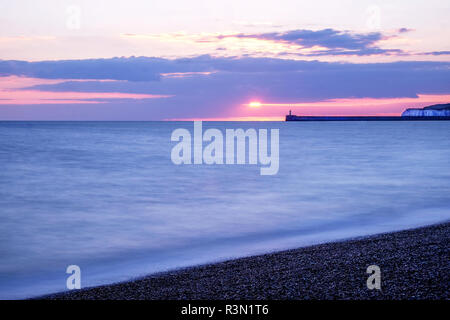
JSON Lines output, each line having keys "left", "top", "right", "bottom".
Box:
{"left": 1, "top": 121, "right": 449, "bottom": 299}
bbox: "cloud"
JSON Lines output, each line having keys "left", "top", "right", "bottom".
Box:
{"left": 0, "top": 56, "right": 449, "bottom": 120}
{"left": 0, "top": 58, "right": 169, "bottom": 81}
{"left": 214, "top": 28, "right": 402, "bottom": 56}
{"left": 398, "top": 28, "right": 414, "bottom": 33}
{"left": 121, "top": 28, "right": 410, "bottom": 58}
{"left": 422, "top": 51, "right": 450, "bottom": 56}
{"left": 287, "top": 48, "right": 404, "bottom": 57}
{"left": 219, "top": 29, "right": 383, "bottom": 49}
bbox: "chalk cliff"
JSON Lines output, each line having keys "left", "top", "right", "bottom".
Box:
{"left": 402, "top": 103, "right": 450, "bottom": 117}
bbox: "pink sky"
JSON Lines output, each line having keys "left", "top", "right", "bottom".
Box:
{"left": 0, "top": 76, "right": 170, "bottom": 105}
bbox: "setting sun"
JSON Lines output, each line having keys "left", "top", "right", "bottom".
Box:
{"left": 249, "top": 101, "right": 262, "bottom": 108}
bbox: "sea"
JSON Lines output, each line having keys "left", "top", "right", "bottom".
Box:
{"left": 1, "top": 121, "right": 449, "bottom": 299}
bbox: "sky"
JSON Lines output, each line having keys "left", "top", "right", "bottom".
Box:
{"left": 0, "top": 0, "right": 449, "bottom": 120}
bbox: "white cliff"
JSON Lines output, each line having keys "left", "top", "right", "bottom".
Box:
{"left": 401, "top": 103, "right": 450, "bottom": 117}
